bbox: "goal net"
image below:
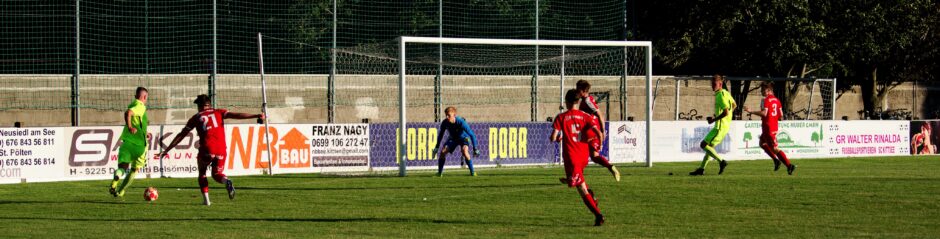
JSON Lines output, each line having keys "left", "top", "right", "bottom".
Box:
{"left": 334, "top": 37, "right": 652, "bottom": 175}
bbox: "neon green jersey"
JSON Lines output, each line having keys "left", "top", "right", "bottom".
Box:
{"left": 120, "top": 99, "right": 148, "bottom": 146}
{"left": 714, "top": 89, "right": 736, "bottom": 127}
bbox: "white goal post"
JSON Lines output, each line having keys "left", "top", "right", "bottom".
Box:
{"left": 396, "top": 36, "right": 654, "bottom": 176}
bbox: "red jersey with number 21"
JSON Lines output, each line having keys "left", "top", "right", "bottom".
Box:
{"left": 553, "top": 109, "right": 597, "bottom": 163}
{"left": 187, "top": 108, "right": 229, "bottom": 155}
{"left": 762, "top": 95, "right": 781, "bottom": 131}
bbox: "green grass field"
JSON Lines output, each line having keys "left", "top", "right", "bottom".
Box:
{"left": 1, "top": 156, "right": 938, "bottom": 238}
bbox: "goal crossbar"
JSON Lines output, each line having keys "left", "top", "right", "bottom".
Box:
{"left": 400, "top": 36, "right": 653, "bottom": 47}
{"left": 396, "top": 36, "right": 654, "bottom": 176}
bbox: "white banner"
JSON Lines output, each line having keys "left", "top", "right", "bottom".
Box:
{"left": 309, "top": 124, "right": 370, "bottom": 169}
{"left": 225, "top": 124, "right": 370, "bottom": 175}
{"left": 649, "top": 121, "right": 736, "bottom": 162}
{"left": 153, "top": 125, "right": 201, "bottom": 178}
{"left": 733, "top": 121, "right": 829, "bottom": 159}
{"left": 826, "top": 121, "right": 909, "bottom": 157}
{"left": 607, "top": 121, "right": 647, "bottom": 163}
{"left": 64, "top": 126, "right": 195, "bottom": 181}
{"left": 0, "top": 127, "right": 66, "bottom": 183}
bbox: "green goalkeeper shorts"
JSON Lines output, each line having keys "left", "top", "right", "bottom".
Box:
{"left": 703, "top": 125, "right": 729, "bottom": 146}
{"left": 117, "top": 142, "right": 148, "bottom": 169}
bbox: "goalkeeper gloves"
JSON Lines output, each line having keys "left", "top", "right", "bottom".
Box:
{"left": 473, "top": 149, "right": 481, "bottom": 157}
{"left": 432, "top": 147, "right": 439, "bottom": 155}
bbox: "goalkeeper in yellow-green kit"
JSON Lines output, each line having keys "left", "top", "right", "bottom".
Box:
{"left": 110, "top": 87, "right": 152, "bottom": 197}
{"left": 690, "top": 75, "right": 736, "bottom": 176}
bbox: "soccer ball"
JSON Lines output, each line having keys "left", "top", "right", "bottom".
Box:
{"left": 144, "top": 187, "right": 159, "bottom": 201}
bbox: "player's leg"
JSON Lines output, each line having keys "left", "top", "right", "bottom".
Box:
{"left": 116, "top": 145, "right": 145, "bottom": 196}
{"left": 588, "top": 141, "right": 613, "bottom": 168}
{"left": 690, "top": 140, "right": 710, "bottom": 175}
{"left": 577, "top": 183, "right": 603, "bottom": 226}
{"left": 197, "top": 154, "right": 212, "bottom": 205}
{"left": 776, "top": 146, "right": 796, "bottom": 175}
{"left": 588, "top": 141, "right": 619, "bottom": 181}
{"left": 708, "top": 128, "right": 729, "bottom": 175}
{"left": 692, "top": 128, "right": 722, "bottom": 175}
{"left": 761, "top": 131, "right": 782, "bottom": 170}
{"left": 577, "top": 183, "right": 604, "bottom": 226}
{"left": 759, "top": 137, "right": 781, "bottom": 171}
{"left": 459, "top": 145, "right": 476, "bottom": 176}
{"left": 209, "top": 154, "right": 235, "bottom": 200}
{"left": 766, "top": 133, "right": 795, "bottom": 175}
{"left": 111, "top": 144, "right": 136, "bottom": 196}
{"left": 760, "top": 143, "right": 781, "bottom": 171}
{"left": 559, "top": 156, "right": 575, "bottom": 185}
{"left": 110, "top": 162, "right": 129, "bottom": 197}
{"left": 436, "top": 141, "right": 454, "bottom": 176}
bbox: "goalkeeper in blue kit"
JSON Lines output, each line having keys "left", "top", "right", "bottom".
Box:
{"left": 432, "top": 107, "right": 480, "bottom": 177}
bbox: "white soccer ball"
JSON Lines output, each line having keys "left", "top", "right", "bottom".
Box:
{"left": 144, "top": 187, "right": 159, "bottom": 201}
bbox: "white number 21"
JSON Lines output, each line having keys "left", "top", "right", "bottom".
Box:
{"left": 200, "top": 114, "right": 219, "bottom": 130}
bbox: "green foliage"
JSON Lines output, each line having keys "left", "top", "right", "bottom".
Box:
{"left": 634, "top": 0, "right": 939, "bottom": 112}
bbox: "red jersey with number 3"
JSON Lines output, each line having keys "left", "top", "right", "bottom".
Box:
{"left": 762, "top": 95, "right": 781, "bottom": 131}
{"left": 553, "top": 109, "right": 597, "bottom": 163}
{"left": 187, "top": 108, "right": 229, "bottom": 155}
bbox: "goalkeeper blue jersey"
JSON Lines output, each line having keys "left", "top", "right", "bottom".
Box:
{"left": 435, "top": 116, "right": 479, "bottom": 148}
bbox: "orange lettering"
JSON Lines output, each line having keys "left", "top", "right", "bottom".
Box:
{"left": 228, "top": 126, "right": 254, "bottom": 169}
{"left": 256, "top": 127, "right": 279, "bottom": 169}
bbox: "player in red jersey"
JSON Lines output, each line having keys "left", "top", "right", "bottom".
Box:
{"left": 552, "top": 89, "right": 607, "bottom": 226}
{"left": 575, "top": 80, "right": 620, "bottom": 181}
{"left": 744, "top": 82, "right": 796, "bottom": 175}
{"left": 158, "top": 94, "right": 265, "bottom": 205}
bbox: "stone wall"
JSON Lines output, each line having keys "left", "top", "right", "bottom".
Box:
{"left": 0, "top": 74, "right": 933, "bottom": 126}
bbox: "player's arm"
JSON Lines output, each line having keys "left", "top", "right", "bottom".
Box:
{"left": 744, "top": 105, "right": 768, "bottom": 118}
{"left": 584, "top": 98, "right": 605, "bottom": 131}
{"left": 550, "top": 116, "right": 563, "bottom": 142}
{"left": 432, "top": 121, "right": 447, "bottom": 154}
{"left": 585, "top": 116, "right": 604, "bottom": 144}
{"left": 224, "top": 111, "right": 264, "bottom": 120}
{"left": 709, "top": 93, "right": 734, "bottom": 124}
{"left": 158, "top": 116, "right": 198, "bottom": 158}
{"left": 435, "top": 121, "right": 447, "bottom": 147}
{"left": 593, "top": 110, "right": 606, "bottom": 132}
{"left": 589, "top": 125, "right": 604, "bottom": 144}
{"left": 124, "top": 109, "right": 137, "bottom": 133}
{"left": 550, "top": 129, "right": 562, "bottom": 142}
{"left": 710, "top": 108, "right": 730, "bottom": 124}
{"left": 461, "top": 120, "right": 479, "bottom": 150}
{"left": 461, "top": 119, "right": 481, "bottom": 156}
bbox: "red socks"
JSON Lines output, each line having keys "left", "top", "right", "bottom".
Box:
{"left": 591, "top": 155, "right": 613, "bottom": 168}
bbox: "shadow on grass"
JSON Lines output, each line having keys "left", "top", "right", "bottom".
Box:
{"left": 0, "top": 199, "right": 130, "bottom": 205}
{"left": 269, "top": 172, "right": 558, "bottom": 179}
{"left": 0, "top": 216, "right": 554, "bottom": 226}
{"left": 172, "top": 182, "right": 560, "bottom": 192}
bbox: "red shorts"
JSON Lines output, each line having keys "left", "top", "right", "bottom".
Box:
{"left": 197, "top": 150, "right": 227, "bottom": 177}
{"left": 586, "top": 138, "right": 602, "bottom": 152}
{"left": 563, "top": 155, "right": 588, "bottom": 187}
{"left": 760, "top": 130, "right": 778, "bottom": 148}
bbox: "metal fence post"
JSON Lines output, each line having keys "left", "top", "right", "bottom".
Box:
{"left": 209, "top": 0, "right": 218, "bottom": 106}
{"left": 328, "top": 0, "right": 337, "bottom": 123}
{"left": 72, "top": 0, "right": 80, "bottom": 126}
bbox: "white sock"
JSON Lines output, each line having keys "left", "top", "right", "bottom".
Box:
{"left": 202, "top": 192, "right": 211, "bottom": 206}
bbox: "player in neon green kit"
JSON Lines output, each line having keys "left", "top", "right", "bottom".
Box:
{"left": 109, "top": 87, "right": 151, "bottom": 197}
{"left": 690, "top": 75, "right": 736, "bottom": 176}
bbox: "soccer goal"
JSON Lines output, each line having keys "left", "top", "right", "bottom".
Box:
{"left": 357, "top": 37, "right": 654, "bottom": 176}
